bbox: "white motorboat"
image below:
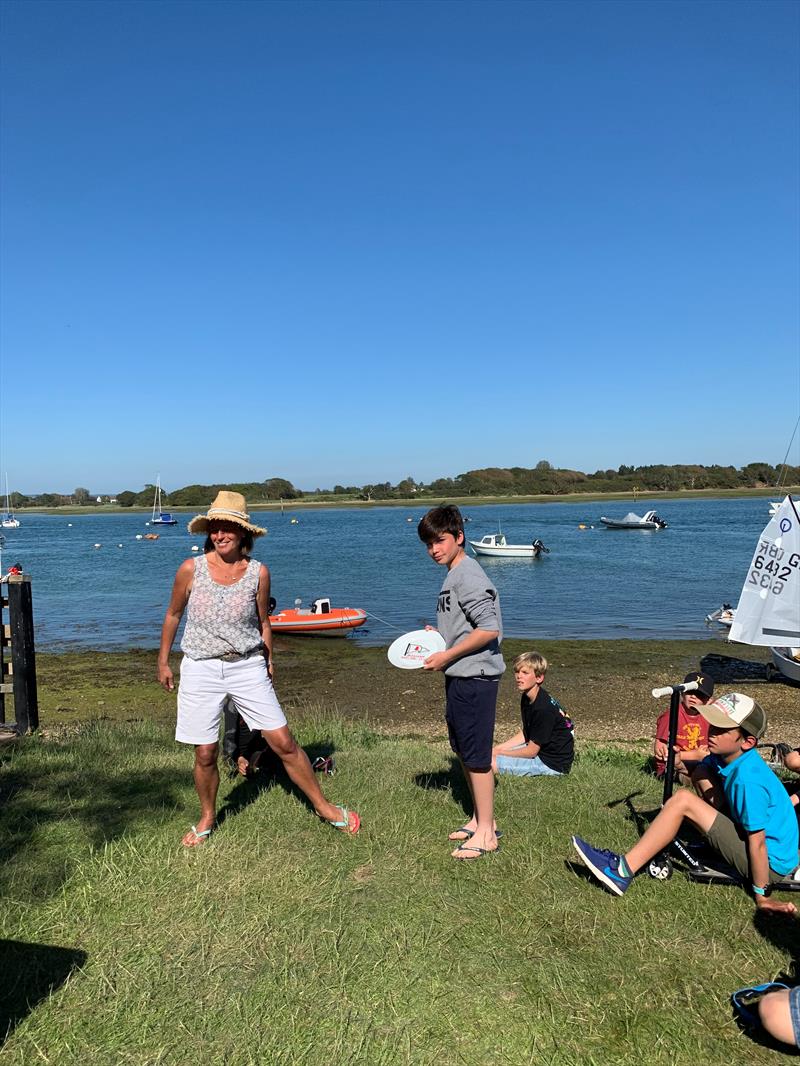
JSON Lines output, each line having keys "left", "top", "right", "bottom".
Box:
{"left": 599, "top": 509, "right": 667, "bottom": 530}
{"left": 469, "top": 533, "right": 549, "bottom": 559}
{"left": 706, "top": 604, "right": 735, "bottom": 628}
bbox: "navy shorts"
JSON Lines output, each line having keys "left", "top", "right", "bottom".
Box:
{"left": 444, "top": 676, "right": 499, "bottom": 769}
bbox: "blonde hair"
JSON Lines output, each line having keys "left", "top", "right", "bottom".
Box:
{"left": 513, "top": 651, "right": 548, "bottom": 676}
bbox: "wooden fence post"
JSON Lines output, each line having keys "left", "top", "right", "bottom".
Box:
{"left": 5, "top": 575, "right": 39, "bottom": 734}
{"left": 0, "top": 585, "right": 6, "bottom": 725}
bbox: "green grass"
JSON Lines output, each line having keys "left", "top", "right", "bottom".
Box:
{"left": 2, "top": 718, "right": 798, "bottom": 1064}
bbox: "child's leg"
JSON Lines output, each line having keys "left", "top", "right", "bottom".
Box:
{"left": 454, "top": 762, "right": 497, "bottom": 858}
{"left": 494, "top": 753, "right": 562, "bottom": 777}
{"left": 760, "top": 988, "right": 799, "bottom": 1046}
{"left": 625, "top": 790, "right": 719, "bottom": 874}
{"left": 444, "top": 678, "right": 499, "bottom": 852}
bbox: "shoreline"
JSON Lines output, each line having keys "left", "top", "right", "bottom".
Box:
{"left": 12, "top": 486, "right": 797, "bottom": 516}
{"left": 30, "top": 637, "right": 799, "bottom": 748}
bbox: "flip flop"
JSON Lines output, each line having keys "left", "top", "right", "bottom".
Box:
{"left": 325, "top": 805, "right": 361, "bottom": 835}
{"left": 448, "top": 826, "right": 503, "bottom": 842}
{"left": 182, "top": 824, "right": 214, "bottom": 848}
{"left": 452, "top": 842, "right": 500, "bottom": 860}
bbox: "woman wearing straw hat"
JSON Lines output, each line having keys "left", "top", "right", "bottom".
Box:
{"left": 158, "top": 490, "right": 360, "bottom": 846}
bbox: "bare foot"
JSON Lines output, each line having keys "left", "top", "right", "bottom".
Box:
{"left": 449, "top": 821, "right": 500, "bottom": 841}
{"left": 451, "top": 832, "right": 498, "bottom": 860}
{"left": 182, "top": 820, "right": 215, "bottom": 847}
{"left": 323, "top": 805, "right": 361, "bottom": 835}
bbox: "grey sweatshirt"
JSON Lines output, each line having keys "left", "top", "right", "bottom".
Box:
{"left": 436, "top": 556, "right": 505, "bottom": 678}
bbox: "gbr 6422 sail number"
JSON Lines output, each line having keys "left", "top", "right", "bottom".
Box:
{"left": 749, "top": 540, "right": 799, "bottom": 595}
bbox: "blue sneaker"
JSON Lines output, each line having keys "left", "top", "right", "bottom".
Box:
{"left": 571, "top": 836, "right": 632, "bottom": 896}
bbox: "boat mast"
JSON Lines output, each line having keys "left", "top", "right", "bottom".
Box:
{"left": 152, "top": 474, "right": 161, "bottom": 521}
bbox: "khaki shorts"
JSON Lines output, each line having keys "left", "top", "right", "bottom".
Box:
{"left": 706, "top": 811, "right": 790, "bottom": 881}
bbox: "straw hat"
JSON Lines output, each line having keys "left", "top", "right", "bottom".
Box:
{"left": 187, "top": 491, "right": 266, "bottom": 537}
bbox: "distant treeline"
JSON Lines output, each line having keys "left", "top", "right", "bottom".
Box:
{"left": 10, "top": 461, "right": 799, "bottom": 508}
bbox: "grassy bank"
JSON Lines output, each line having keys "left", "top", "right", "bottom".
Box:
{"left": 3, "top": 640, "right": 798, "bottom": 1062}
{"left": 2, "top": 715, "right": 798, "bottom": 1064}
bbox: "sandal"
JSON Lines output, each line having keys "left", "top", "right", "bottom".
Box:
{"left": 325, "top": 805, "right": 361, "bottom": 835}
{"left": 182, "top": 824, "right": 215, "bottom": 848}
{"left": 452, "top": 841, "right": 499, "bottom": 860}
{"left": 448, "top": 826, "right": 503, "bottom": 842}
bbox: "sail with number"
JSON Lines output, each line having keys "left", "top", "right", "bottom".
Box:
{"left": 729, "top": 495, "right": 800, "bottom": 647}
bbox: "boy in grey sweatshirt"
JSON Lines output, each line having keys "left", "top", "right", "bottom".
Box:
{"left": 418, "top": 505, "right": 505, "bottom": 859}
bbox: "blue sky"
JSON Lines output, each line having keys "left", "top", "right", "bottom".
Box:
{"left": 1, "top": 0, "right": 798, "bottom": 494}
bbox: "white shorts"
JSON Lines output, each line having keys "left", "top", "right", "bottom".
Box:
{"left": 175, "top": 654, "right": 287, "bottom": 746}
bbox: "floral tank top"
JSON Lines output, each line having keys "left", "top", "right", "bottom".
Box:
{"left": 180, "top": 554, "right": 263, "bottom": 660}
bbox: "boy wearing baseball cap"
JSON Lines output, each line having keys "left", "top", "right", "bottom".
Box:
{"left": 653, "top": 671, "right": 714, "bottom": 782}
{"left": 572, "top": 693, "right": 799, "bottom": 914}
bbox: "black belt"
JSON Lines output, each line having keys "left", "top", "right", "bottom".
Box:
{"left": 218, "top": 647, "right": 263, "bottom": 663}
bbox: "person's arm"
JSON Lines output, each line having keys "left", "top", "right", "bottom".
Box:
{"left": 157, "top": 560, "right": 193, "bottom": 691}
{"left": 492, "top": 729, "right": 530, "bottom": 756}
{"left": 690, "top": 760, "right": 727, "bottom": 807}
{"left": 653, "top": 711, "right": 669, "bottom": 762}
{"left": 747, "top": 829, "right": 798, "bottom": 915}
{"left": 673, "top": 746, "right": 711, "bottom": 775}
{"left": 423, "top": 626, "right": 499, "bottom": 671}
{"left": 256, "top": 564, "right": 274, "bottom": 679}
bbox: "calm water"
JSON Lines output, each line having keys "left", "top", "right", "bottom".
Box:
{"left": 0, "top": 497, "right": 777, "bottom": 651}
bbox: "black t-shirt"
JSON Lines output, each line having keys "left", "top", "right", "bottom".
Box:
{"left": 521, "top": 687, "right": 574, "bottom": 773}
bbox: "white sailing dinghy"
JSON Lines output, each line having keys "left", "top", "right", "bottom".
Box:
{"left": 729, "top": 495, "right": 800, "bottom": 683}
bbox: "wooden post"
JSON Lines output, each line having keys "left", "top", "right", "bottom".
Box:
{"left": 6, "top": 575, "right": 38, "bottom": 733}
{"left": 0, "top": 587, "right": 6, "bottom": 725}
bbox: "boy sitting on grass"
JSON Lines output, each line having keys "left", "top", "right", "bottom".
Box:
{"left": 653, "top": 671, "right": 713, "bottom": 783}
{"left": 492, "top": 652, "right": 574, "bottom": 777}
{"left": 572, "top": 693, "right": 798, "bottom": 915}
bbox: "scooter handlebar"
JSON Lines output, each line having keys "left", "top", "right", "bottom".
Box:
{"left": 651, "top": 681, "right": 700, "bottom": 699}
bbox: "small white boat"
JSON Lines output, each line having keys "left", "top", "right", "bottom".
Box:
{"left": 599, "top": 509, "right": 667, "bottom": 530}
{"left": 469, "top": 533, "right": 549, "bottom": 559}
{"left": 769, "top": 647, "right": 800, "bottom": 684}
{"left": 706, "top": 604, "right": 735, "bottom": 628}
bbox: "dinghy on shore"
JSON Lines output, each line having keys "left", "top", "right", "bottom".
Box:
{"left": 729, "top": 495, "right": 800, "bottom": 685}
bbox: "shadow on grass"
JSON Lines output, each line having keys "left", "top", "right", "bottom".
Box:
{"left": 0, "top": 737, "right": 184, "bottom": 900}
{"left": 0, "top": 939, "right": 87, "bottom": 1045}
{"left": 216, "top": 743, "right": 337, "bottom": 828}
{"left": 413, "top": 758, "right": 473, "bottom": 819}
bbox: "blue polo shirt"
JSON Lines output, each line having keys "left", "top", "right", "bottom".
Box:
{"left": 703, "top": 748, "right": 799, "bottom": 876}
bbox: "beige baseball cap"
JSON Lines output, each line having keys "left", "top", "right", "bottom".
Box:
{"left": 699, "top": 692, "right": 767, "bottom": 739}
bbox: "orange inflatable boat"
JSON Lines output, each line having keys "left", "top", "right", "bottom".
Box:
{"left": 269, "top": 597, "right": 367, "bottom": 636}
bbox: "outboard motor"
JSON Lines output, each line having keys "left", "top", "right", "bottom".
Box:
{"left": 532, "top": 539, "right": 550, "bottom": 557}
